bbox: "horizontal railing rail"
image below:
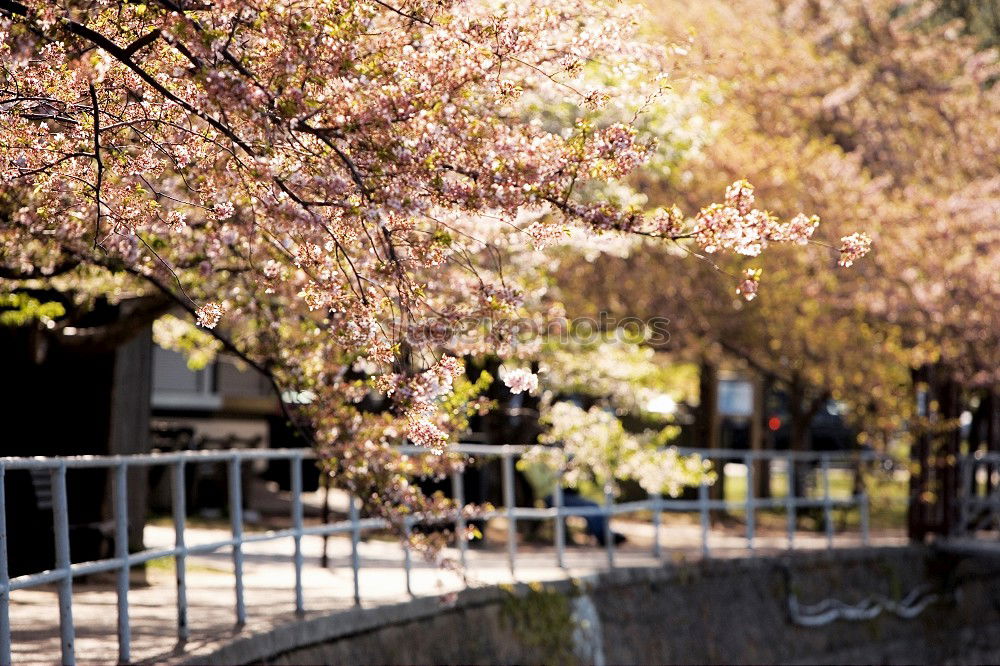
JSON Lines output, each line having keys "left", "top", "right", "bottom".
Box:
{"left": 0, "top": 445, "right": 879, "bottom": 665}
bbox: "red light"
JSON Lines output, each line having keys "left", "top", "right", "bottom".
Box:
{"left": 768, "top": 416, "right": 781, "bottom": 431}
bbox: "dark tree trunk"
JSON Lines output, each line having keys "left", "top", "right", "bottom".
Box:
{"left": 105, "top": 316, "right": 154, "bottom": 555}
{"left": 937, "top": 374, "right": 962, "bottom": 537}
{"left": 750, "top": 374, "right": 771, "bottom": 499}
{"left": 787, "top": 374, "right": 810, "bottom": 454}
{"left": 0, "top": 298, "right": 155, "bottom": 576}
{"left": 787, "top": 375, "right": 810, "bottom": 502}
{"left": 908, "top": 366, "right": 932, "bottom": 542}
{"left": 786, "top": 375, "right": 829, "bottom": 514}
{"left": 907, "top": 364, "right": 964, "bottom": 540}
{"left": 696, "top": 357, "right": 721, "bottom": 450}
{"left": 990, "top": 390, "right": 1000, "bottom": 453}
{"left": 696, "top": 358, "right": 724, "bottom": 517}
{"left": 969, "top": 390, "right": 990, "bottom": 495}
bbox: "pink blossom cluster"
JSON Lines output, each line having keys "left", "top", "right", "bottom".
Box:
{"left": 380, "top": 357, "right": 466, "bottom": 451}
{"left": 195, "top": 302, "right": 224, "bottom": 329}
{"left": 838, "top": 232, "right": 873, "bottom": 267}
{"left": 262, "top": 260, "right": 281, "bottom": 280}
{"left": 588, "top": 123, "right": 651, "bottom": 176}
{"left": 212, "top": 202, "right": 235, "bottom": 221}
{"left": 499, "top": 367, "right": 538, "bottom": 394}
{"left": 770, "top": 213, "right": 821, "bottom": 244}
{"left": 524, "top": 221, "right": 567, "bottom": 249}
{"left": 652, "top": 205, "right": 686, "bottom": 237}
{"left": 735, "top": 268, "right": 762, "bottom": 302}
{"left": 390, "top": 360, "right": 462, "bottom": 412}
{"left": 406, "top": 419, "right": 449, "bottom": 452}
{"left": 693, "top": 181, "right": 819, "bottom": 256}
{"left": 479, "top": 284, "right": 525, "bottom": 312}
{"left": 725, "top": 180, "right": 755, "bottom": 215}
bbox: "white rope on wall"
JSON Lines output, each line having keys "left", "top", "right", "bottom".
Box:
{"left": 788, "top": 584, "right": 940, "bottom": 627}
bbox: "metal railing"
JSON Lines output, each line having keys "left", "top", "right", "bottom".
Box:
{"left": 958, "top": 451, "right": 1000, "bottom": 537}
{"left": 0, "top": 445, "right": 875, "bottom": 665}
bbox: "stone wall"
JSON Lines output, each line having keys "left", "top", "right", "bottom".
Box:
{"left": 194, "top": 546, "right": 1000, "bottom": 665}
{"left": 591, "top": 547, "right": 1000, "bottom": 665}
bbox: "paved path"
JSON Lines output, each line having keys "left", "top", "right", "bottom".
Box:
{"left": 8, "top": 519, "right": 906, "bottom": 665}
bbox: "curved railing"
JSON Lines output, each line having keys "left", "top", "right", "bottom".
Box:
{"left": 0, "top": 445, "right": 880, "bottom": 665}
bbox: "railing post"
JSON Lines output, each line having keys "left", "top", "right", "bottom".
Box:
{"left": 172, "top": 461, "right": 189, "bottom": 641}
{"left": 228, "top": 456, "right": 246, "bottom": 626}
{"left": 403, "top": 520, "right": 414, "bottom": 598}
{"left": 604, "top": 486, "right": 615, "bottom": 569}
{"left": 959, "top": 455, "right": 974, "bottom": 538}
{"left": 502, "top": 450, "right": 517, "bottom": 578}
{"left": 822, "top": 455, "right": 834, "bottom": 548}
{"left": 991, "top": 459, "right": 1000, "bottom": 530}
{"left": 699, "top": 480, "right": 710, "bottom": 558}
{"left": 291, "top": 454, "right": 305, "bottom": 616}
{"left": 349, "top": 495, "right": 361, "bottom": 606}
{"left": 451, "top": 471, "right": 467, "bottom": 570}
{"left": 859, "top": 486, "right": 870, "bottom": 547}
{"left": 0, "top": 465, "right": 11, "bottom": 666}
{"left": 651, "top": 492, "right": 662, "bottom": 560}
{"left": 51, "top": 464, "right": 75, "bottom": 665}
{"left": 114, "top": 463, "right": 131, "bottom": 664}
{"left": 745, "top": 455, "right": 755, "bottom": 551}
{"left": 320, "top": 475, "right": 331, "bottom": 569}
{"left": 553, "top": 481, "right": 566, "bottom": 569}
{"left": 786, "top": 452, "right": 796, "bottom": 550}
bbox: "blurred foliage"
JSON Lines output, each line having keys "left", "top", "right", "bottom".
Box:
{"left": 151, "top": 313, "right": 223, "bottom": 370}
{"left": 439, "top": 370, "right": 495, "bottom": 437}
{"left": 0, "top": 292, "right": 65, "bottom": 327}
{"left": 931, "top": 0, "right": 1000, "bottom": 50}
{"left": 539, "top": 337, "right": 699, "bottom": 414}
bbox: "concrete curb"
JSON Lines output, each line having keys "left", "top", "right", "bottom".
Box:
{"left": 186, "top": 546, "right": 925, "bottom": 665}
{"left": 183, "top": 580, "right": 576, "bottom": 665}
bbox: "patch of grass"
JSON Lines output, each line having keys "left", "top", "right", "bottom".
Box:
{"left": 718, "top": 462, "right": 908, "bottom": 532}
{"left": 500, "top": 582, "right": 577, "bottom": 664}
{"left": 146, "top": 514, "right": 270, "bottom": 532}
{"left": 143, "top": 556, "right": 229, "bottom": 575}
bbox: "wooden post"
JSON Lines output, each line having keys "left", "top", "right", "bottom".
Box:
{"left": 107, "top": 321, "right": 153, "bottom": 557}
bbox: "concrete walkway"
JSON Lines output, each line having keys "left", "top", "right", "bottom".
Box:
{"left": 8, "top": 518, "right": 906, "bottom": 665}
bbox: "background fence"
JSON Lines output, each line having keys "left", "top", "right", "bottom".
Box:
{"left": 959, "top": 451, "right": 1000, "bottom": 538}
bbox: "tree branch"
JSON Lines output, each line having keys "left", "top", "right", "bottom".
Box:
{"left": 0, "top": 259, "right": 81, "bottom": 279}
{"left": 52, "top": 294, "right": 175, "bottom": 352}
{"left": 0, "top": 1, "right": 259, "bottom": 157}
{"left": 116, "top": 263, "right": 317, "bottom": 447}
{"left": 89, "top": 83, "right": 104, "bottom": 249}
{"left": 123, "top": 28, "right": 162, "bottom": 56}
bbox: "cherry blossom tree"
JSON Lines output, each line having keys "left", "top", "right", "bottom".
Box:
{"left": 551, "top": 0, "right": 997, "bottom": 533}
{"left": 0, "top": 0, "right": 861, "bottom": 536}
{"left": 593, "top": 0, "right": 996, "bottom": 444}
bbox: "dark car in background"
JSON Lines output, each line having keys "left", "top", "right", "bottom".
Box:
{"left": 719, "top": 379, "right": 855, "bottom": 452}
